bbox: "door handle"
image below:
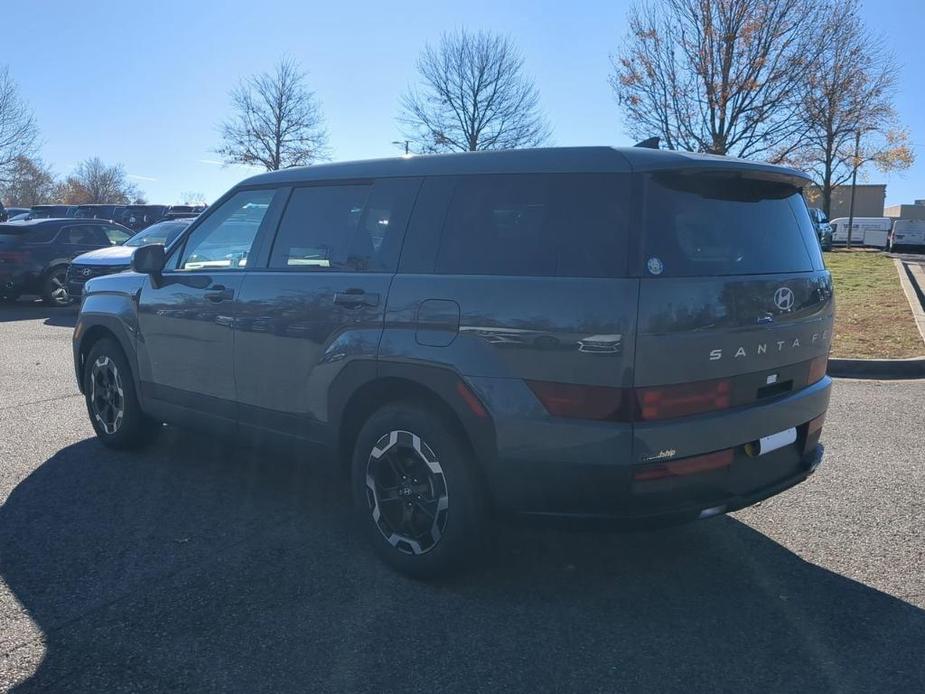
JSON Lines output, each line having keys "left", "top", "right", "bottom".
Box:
{"left": 334, "top": 289, "right": 380, "bottom": 308}
{"left": 205, "top": 284, "right": 234, "bottom": 302}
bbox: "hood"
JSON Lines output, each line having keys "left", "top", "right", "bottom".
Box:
{"left": 71, "top": 245, "right": 134, "bottom": 266}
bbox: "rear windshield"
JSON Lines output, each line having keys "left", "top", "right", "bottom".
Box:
{"left": 124, "top": 221, "right": 189, "bottom": 247}
{"left": 642, "top": 174, "right": 821, "bottom": 277}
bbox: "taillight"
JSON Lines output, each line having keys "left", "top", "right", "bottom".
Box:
{"left": 808, "top": 355, "right": 828, "bottom": 384}
{"left": 0, "top": 250, "right": 29, "bottom": 264}
{"left": 633, "top": 448, "right": 734, "bottom": 481}
{"left": 803, "top": 413, "right": 826, "bottom": 453}
{"left": 526, "top": 381, "right": 632, "bottom": 421}
{"left": 635, "top": 378, "right": 731, "bottom": 421}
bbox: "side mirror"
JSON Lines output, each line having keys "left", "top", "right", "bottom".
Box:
{"left": 131, "top": 244, "right": 167, "bottom": 275}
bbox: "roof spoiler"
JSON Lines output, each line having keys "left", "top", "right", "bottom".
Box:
{"left": 634, "top": 137, "right": 660, "bottom": 149}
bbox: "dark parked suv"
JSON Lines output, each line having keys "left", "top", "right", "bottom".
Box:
{"left": 1, "top": 218, "right": 132, "bottom": 305}
{"left": 73, "top": 147, "right": 833, "bottom": 577}
{"left": 66, "top": 218, "right": 194, "bottom": 299}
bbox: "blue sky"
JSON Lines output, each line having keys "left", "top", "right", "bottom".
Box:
{"left": 3, "top": 0, "right": 923, "bottom": 205}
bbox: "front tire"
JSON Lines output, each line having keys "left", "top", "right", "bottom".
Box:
{"left": 83, "top": 338, "right": 160, "bottom": 449}
{"left": 42, "top": 266, "right": 72, "bottom": 306}
{"left": 351, "top": 403, "right": 487, "bottom": 579}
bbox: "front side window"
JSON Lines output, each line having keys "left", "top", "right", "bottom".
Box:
{"left": 102, "top": 225, "right": 131, "bottom": 245}
{"left": 268, "top": 179, "right": 418, "bottom": 272}
{"left": 177, "top": 189, "right": 275, "bottom": 271}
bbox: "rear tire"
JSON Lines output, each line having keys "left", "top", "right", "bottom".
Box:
{"left": 42, "top": 266, "right": 72, "bottom": 306}
{"left": 351, "top": 403, "right": 487, "bottom": 579}
{"left": 83, "top": 338, "right": 160, "bottom": 449}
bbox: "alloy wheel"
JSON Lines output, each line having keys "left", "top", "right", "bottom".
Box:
{"left": 48, "top": 268, "right": 70, "bottom": 306}
{"left": 365, "top": 430, "right": 449, "bottom": 555}
{"left": 90, "top": 356, "right": 125, "bottom": 435}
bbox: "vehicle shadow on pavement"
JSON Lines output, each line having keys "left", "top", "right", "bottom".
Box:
{"left": 0, "top": 302, "right": 77, "bottom": 327}
{"left": 2, "top": 431, "right": 923, "bottom": 693}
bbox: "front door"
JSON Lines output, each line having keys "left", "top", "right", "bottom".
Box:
{"left": 234, "top": 178, "right": 421, "bottom": 440}
{"left": 135, "top": 188, "right": 281, "bottom": 423}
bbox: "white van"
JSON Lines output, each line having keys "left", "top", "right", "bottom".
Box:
{"left": 830, "top": 217, "right": 893, "bottom": 248}
{"left": 889, "top": 219, "right": 925, "bottom": 251}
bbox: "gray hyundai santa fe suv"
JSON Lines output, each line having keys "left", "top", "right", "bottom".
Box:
{"left": 73, "top": 147, "right": 833, "bottom": 577}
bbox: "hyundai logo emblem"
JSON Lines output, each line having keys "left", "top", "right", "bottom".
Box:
{"left": 81, "top": 267, "right": 93, "bottom": 277}
{"left": 773, "top": 287, "right": 795, "bottom": 311}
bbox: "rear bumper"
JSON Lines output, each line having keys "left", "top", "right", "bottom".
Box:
{"left": 516, "top": 445, "right": 823, "bottom": 528}
{"left": 470, "top": 375, "right": 831, "bottom": 520}
{"left": 0, "top": 267, "right": 37, "bottom": 294}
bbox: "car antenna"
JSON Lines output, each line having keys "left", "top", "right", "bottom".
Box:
{"left": 634, "top": 137, "right": 660, "bottom": 149}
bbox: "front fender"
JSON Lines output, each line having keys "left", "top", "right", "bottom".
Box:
{"left": 73, "top": 275, "right": 145, "bottom": 394}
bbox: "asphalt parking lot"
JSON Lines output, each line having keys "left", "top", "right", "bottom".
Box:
{"left": 1, "top": 301, "right": 924, "bottom": 693}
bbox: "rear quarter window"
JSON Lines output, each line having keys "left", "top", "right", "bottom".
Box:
{"left": 433, "top": 173, "right": 630, "bottom": 278}
{"left": 642, "top": 174, "right": 818, "bottom": 277}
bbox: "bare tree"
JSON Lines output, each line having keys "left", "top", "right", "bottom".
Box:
{"left": 217, "top": 58, "right": 328, "bottom": 171}
{"left": 611, "top": 0, "right": 825, "bottom": 161}
{"left": 179, "top": 191, "right": 207, "bottom": 205}
{"left": 0, "top": 67, "right": 39, "bottom": 183}
{"left": 57, "top": 158, "right": 141, "bottom": 204}
{"left": 2, "top": 156, "right": 57, "bottom": 206}
{"left": 789, "top": 0, "right": 913, "bottom": 216}
{"left": 399, "top": 29, "right": 550, "bottom": 153}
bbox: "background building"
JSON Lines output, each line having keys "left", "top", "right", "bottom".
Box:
{"left": 804, "top": 184, "right": 887, "bottom": 218}
{"left": 884, "top": 200, "right": 925, "bottom": 221}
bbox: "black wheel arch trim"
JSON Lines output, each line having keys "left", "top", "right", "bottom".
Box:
{"left": 74, "top": 315, "right": 138, "bottom": 396}
{"left": 329, "top": 360, "right": 498, "bottom": 480}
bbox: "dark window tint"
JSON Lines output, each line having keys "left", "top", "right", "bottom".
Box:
{"left": 642, "top": 174, "right": 814, "bottom": 277}
{"left": 61, "top": 224, "right": 111, "bottom": 246}
{"left": 270, "top": 179, "right": 418, "bottom": 272}
{"left": 0, "top": 224, "right": 59, "bottom": 243}
{"left": 434, "top": 174, "right": 629, "bottom": 277}
{"left": 789, "top": 197, "right": 825, "bottom": 271}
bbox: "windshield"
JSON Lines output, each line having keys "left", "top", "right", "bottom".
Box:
{"left": 124, "top": 221, "right": 189, "bottom": 247}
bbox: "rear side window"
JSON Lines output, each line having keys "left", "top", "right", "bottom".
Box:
{"left": 642, "top": 174, "right": 816, "bottom": 277}
{"left": 1, "top": 225, "right": 59, "bottom": 243}
{"left": 434, "top": 174, "right": 629, "bottom": 277}
{"left": 269, "top": 178, "right": 419, "bottom": 272}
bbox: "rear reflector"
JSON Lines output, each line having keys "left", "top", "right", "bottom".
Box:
{"left": 526, "top": 380, "right": 630, "bottom": 421}
{"left": 456, "top": 380, "right": 488, "bottom": 418}
{"left": 803, "top": 413, "right": 826, "bottom": 454}
{"left": 0, "top": 250, "right": 29, "bottom": 264}
{"left": 635, "top": 378, "right": 731, "bottom": 420}
{"left": 633, "top": 448, "right": 734, "bottom": 481}
{"left": 808, "top": 355, "right": 828, "bottom": 384}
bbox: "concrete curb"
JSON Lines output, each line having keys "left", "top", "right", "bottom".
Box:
{"left": 828, "top": 356, "right": 925, "bottom": 379}
{"left": 895, "top": 258, "right": 925, "bottom": 344}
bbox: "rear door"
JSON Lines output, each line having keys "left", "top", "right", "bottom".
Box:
{"left": 633, "top": 172, "right": 833, "bottom": 457}
{"left": 233, "top": 178, "right": 420, "bottom": 440}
